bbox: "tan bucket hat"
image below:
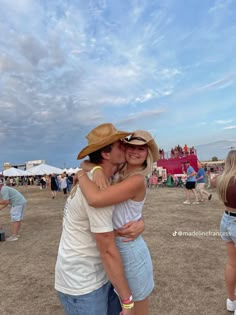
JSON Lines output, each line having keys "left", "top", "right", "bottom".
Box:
{"left": 123, "top": 130, "right": 159, "bottom": 161}
{"left": 77, "top": 123, "right": 131, "bottom": 159}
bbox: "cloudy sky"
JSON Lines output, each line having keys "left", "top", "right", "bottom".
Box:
{"left": 0, "top": 0, "right": 236, "bottom": 168}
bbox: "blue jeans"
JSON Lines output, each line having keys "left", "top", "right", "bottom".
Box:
{"left": 116, "top": 236, "right": 154, "bottom": 301}
{"left": 220, "top": 212, "right": 236, "bottom": 243}
{"left": 57, "top": 282, "right": 121, "bottom": 315}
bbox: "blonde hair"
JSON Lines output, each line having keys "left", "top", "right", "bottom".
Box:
{"left": 114, "top": 147, "right": 154, "bottom": 182}
{"left": 216, "top": 150, "right": 236, "bottom": 203}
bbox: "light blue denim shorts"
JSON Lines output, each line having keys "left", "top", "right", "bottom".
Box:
{"left": 57, "top": 282, "right": 121, "bottom": 315}
{"left": 116, "top": 235, "right": 154, "bottom": 301}
{"left": 220, "top": 212, "right": 236, "bottom": 243}
{"left": 10, "top": 204, "right": 26, "bottom": 222}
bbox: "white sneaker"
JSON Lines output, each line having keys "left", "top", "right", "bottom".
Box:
{"left": 6, "top": 235, "right": 19, "bottom": 242}
{"left": 227, "top": 298, "right": 236, "bottom": 311}
{"left": 192, "top": 201, "right": 199, "bottom": 204}
{"left": 183, "top": 200, "right": 191, "bottom": 204}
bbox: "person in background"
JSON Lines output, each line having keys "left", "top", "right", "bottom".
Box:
{"left": 149, "top": 172, "right": 158, "bottom": 189}
{"left": 66, "top": 173, "right": 74, "bottom": 192}
{"left": 183, "top": 161, "right": 199, "bottom": 205}
{"left": 0, "top": 178, "right": 27, "bottom": 241}
{"left": 40, "top": 175, "right": 47, "bottom": 190}
{"left": 60, "top": 172, "right": 68, "bottom": 197}
{"left": 183, "top": 144, "right": 189, "bottom": 156}
{"left": 211, "top": 150, "right": 236, "bottom": 314}
{"left": 6, "top": 177, "right": 11, "bottom": 186}
{"left": 196, "top": 162, "right": 212, "bottom": 202}
{"left": 50, "top": 174, "right": 58, "bottom": 199}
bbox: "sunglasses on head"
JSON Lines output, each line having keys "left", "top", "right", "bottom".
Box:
{"left": 125, "top": 136, "right": 147, "bottom": 143}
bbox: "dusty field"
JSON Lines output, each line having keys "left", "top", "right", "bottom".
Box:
{"left": 0, "top": 185, "right": 229, "bottom": 315}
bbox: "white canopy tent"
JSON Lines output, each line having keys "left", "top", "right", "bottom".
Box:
{"left": 27, "top": 163, "right": 63, "bottom": 176}
{"left": 63, "top": 167, "right": 81, "bottom": 174}
{"left": 3, "top": 167, "right": 30, "bottom": 177}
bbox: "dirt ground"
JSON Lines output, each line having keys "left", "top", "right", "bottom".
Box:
{"left": 0, "top": 185, "right": 230, "bottom": 315}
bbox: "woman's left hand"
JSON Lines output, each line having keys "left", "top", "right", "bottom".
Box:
{"left": 92, "top": 168, "right": 109, "bottom": 190}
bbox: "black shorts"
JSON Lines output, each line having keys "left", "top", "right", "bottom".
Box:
{"left": 186, "top": 181, "right": 196, "bottom": 190}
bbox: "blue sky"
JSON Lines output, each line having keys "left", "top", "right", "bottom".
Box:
{"left": 0, "top": 0, "right": 236, "bottom": 168}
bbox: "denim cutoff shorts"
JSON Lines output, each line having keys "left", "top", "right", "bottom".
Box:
{"left": 220, "top": 212, "right": 236, "bottom": 243}
{"left": 57, "top": 281, "right": 121, "bottom": 315}
{"left": 10, "top": 204, "right": 26, "bottom": 222}
{"left": 116, "top": 235, "right": 154, "bottom": 301}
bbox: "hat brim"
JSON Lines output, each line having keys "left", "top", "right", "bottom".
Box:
{"left": 124, "top": 138, "right": 160, "bottom": 161}
{"left": 77, "top": 131, "right": 131, "bottom": 159}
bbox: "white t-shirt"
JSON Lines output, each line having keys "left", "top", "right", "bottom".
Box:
{"left": 60, "top": 177, "right": 67, "bottom": 189}
{"left": 55, "top": 173, "right": 114, "bottom": 295}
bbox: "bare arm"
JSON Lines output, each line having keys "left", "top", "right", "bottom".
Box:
{"left": 80, "top": 160, "right": 96, "bottom": 171}
{"left": 80, "top": 161, "right": 109, "bottom": 189}
{"left": 95, "top": 232, "right": 133, "bottom": 314}
{"left": 196, "top": 175, "right": 204, "bottom": 181}
{"left": 115, "top": 219, "right": 145, "bottom": 241}
{"left": 78, "top": 171, "right": 145, "bottom": 207}
{"left": 0, "top": 199, "right": 9, "bottom": 210}
{"left": 187, "top": 171, "right": 196, "bottom": 178}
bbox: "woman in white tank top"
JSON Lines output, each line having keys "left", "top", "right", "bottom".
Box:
{"left": 78, "top": 130, "right": 159, "bottom": 315}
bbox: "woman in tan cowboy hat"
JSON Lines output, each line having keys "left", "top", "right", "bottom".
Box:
{"left": 77, "top": 130, "right": 159, "bottom": 315}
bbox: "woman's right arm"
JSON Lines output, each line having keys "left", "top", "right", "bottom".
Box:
{"left": 77, "top": 170, "right": 145, "bottom": 207}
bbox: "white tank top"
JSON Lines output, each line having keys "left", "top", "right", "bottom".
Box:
{"left": 112, "top": 197, "right": 146, "bottom": 229}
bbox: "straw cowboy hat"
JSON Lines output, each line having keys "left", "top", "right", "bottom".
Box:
{"left": 123, "top": 130, "right": 159, "bottom": 161}
{"left": 77, "top": 123, "right": 131, "bottom": 159}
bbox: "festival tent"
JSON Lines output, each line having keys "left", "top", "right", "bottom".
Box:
{"left": 68, "top": 167, "right": 81, "bottom": 174}
{"left": 3, "top": 167, "right": 30, "bottom": 177}
{"left": 27, "top": 163, "right": 63, "bottom": 176}
{"left": 63, "top": 167, "right": 81, "bottom": 174}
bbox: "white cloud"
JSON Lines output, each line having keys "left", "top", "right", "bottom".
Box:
{"left": 215, "top": 119, "right": 233, "bottom": 124}
{"left": 209, "top": 0, "right": 232, "bottom": 13}
{"left": 223, "top": 125, "right": 236, "bottom": 130}
{"left": 119, "top": 109, "right": 165, "bottom": 124}
{"left": 197, "top": 74, "right": 236, "bottom": 91}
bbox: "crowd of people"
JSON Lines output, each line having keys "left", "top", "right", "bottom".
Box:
{"left": 3, "top": 173, "right": 75, "bottom": 197}
{"left": 47, "top": 173, "right": 74, "bottom": 198}
{"left": 158, "top": 144, "right": 196, "bottom": 159}
{"left": 1, "top": 122, "right": 235, "bottom": 315}
{"left": 182, "top": 161, "right": 212, "bottom": 205}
